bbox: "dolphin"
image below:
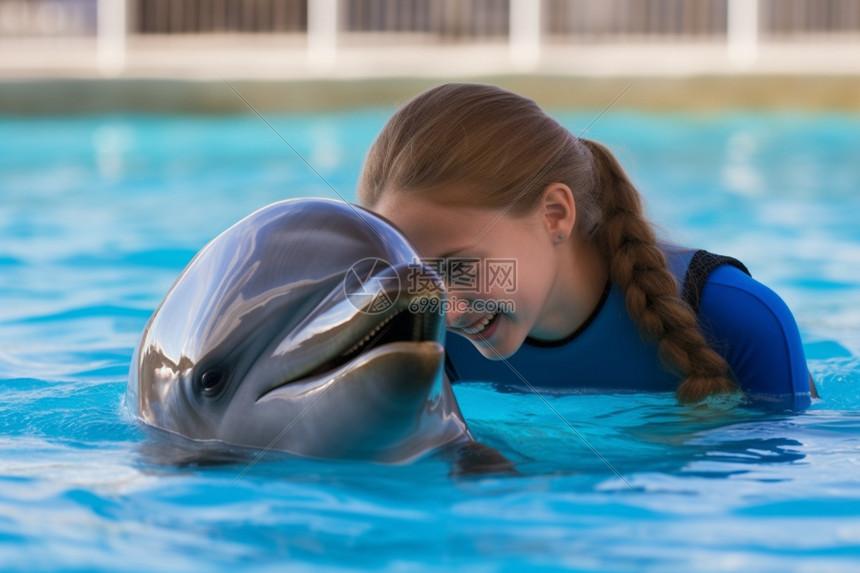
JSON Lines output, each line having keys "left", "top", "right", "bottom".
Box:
{"left": 127, "top": 198, "right": 510, "bottom": 472}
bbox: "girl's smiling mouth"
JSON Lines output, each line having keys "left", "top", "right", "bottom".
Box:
{"left": 456, "top": 311, "right": 501, "bottom": 337}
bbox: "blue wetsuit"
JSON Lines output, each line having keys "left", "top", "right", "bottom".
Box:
{"left": 444, "top": 245, "right": 812, "bottom": 410}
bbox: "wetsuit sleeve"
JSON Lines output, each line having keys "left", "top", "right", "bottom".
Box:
{"left": 697, "top": 265, "right": 811, "bottom": 409}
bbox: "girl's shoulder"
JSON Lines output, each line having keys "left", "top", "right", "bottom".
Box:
{"left": 694, "top": 261, "right": 811, "bottom": 409}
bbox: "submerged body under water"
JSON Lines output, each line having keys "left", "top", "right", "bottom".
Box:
{"left": 1, "top": 111, "right": 859, "bottom": 572}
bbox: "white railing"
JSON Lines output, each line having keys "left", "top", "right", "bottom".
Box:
{"left": 97, "top": 0, "right": 125, "bottom": 75}
{"left": 728, "top": 0, "right": 759, "bottom": 67}
{"left": 2, "top": 0, "right": 860, "bottom": 76}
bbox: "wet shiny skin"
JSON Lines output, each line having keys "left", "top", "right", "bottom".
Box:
{"left": 128, "top": 198, "right": 473, "bottom": 463}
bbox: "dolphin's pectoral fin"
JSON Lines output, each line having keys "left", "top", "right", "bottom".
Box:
{"left": 448, "top": 441, "right": 520, "bottom": 477}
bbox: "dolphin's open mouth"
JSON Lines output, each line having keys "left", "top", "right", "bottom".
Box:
{"left": 304, "top": 302, "right": 441, "bottom": 379}
{"left": 259, "top": 291, "right": 445, "bottom": 398}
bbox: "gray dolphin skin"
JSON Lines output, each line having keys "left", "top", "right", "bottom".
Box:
{"left": 128, "top": 198, "right": 505, "bottom": 469}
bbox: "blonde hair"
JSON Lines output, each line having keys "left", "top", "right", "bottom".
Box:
{"left": 358, "top": 83, "right": 738, "bottom": 403}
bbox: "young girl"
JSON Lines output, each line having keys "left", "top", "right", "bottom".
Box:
{"left": 357, "top": 83, "right": 816, "bottom": 409}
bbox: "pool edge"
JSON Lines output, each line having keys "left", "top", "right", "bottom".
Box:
{"left": 3, "top": 75, "right": 860, "bottom": 114}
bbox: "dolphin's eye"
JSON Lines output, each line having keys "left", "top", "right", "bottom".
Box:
{"left": 199, "top": 369, "right": 226, "bottom": 395}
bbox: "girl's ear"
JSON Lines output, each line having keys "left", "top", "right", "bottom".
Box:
{"left": 541, "top": 183, "right": 576, "bottom": 241}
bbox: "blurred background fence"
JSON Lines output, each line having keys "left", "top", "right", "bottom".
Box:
{"left": 5, "top": 0, "right": 860, "bottom": 37}
{"left": 1, "top": 0, "right": 860, "bottom": 78}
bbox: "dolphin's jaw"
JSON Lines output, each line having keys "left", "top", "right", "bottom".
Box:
{"left": 307, "top": 303, "right": 437, "bottom": 377}
{"left": 256, "top": 340, "right": 445, "bottom": 403}
{"left": 250, "top": 341, "right": 457, "bottom": 462}
{"left": 341, "top": 307, "right": 405, "bottom": 356}
{"left": 259, "top": 290, "right": 445, "bottom": 400}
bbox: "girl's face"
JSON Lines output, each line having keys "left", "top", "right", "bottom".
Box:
{"left": 373, "top": 190, "right": 604, "bottom": 360}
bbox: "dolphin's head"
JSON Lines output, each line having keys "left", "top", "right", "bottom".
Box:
{"left": 128, "top": 198, "right": 468, "bottom": 463}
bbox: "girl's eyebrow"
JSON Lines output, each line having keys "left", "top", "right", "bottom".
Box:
{"left": 437, "top": 243, "right": 480, "bottom": 260}
{"left": 433, "top": 243, "right": 474, "bottom": 259}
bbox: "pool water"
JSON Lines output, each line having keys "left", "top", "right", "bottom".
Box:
{"left": 1, "top": 109, "right": 859, "bottom": 572}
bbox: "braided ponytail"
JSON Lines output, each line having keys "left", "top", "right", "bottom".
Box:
{"left": 582, "top": 139, "right": 739, "bottom": 403}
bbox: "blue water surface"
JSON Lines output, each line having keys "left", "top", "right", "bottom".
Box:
{"left": 1, "top": 109, "right": 859, "bottom": 572}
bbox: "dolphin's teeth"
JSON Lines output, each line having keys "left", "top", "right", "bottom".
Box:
{"left": 343, "top": 309, "right": 406, "bottom": 358}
